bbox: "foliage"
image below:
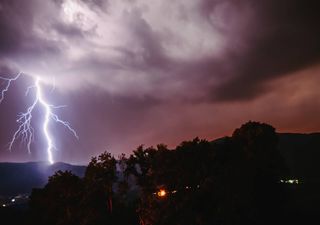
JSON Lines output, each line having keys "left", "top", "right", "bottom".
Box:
{"left": 29, "top": 170, "right": 83, "bottom": 225}
{"left": 28, "top": 121, "right": 288, "bottom": 225}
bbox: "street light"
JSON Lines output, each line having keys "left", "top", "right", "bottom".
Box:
{"left": 157, "top": 189, "right": 167, "bottom": 197}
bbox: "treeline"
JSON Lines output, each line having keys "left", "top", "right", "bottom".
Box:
{"left": 27, "top": 122, "right": 291, "bottom": 225}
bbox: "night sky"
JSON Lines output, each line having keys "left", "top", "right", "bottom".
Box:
{"left": 0, "top": 0, "right": 320, "bottom": 164}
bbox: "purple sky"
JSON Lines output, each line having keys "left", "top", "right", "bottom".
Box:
{"left": 0, "top": 0, "right": 320, "bottom": 164}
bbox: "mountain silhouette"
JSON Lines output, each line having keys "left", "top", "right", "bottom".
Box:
{"left": 278, "top": 133, "right": 320, "bottom": 181}
{"left": 0, "top": 162, "right": 86, "bottom": 196}
{"left": 0, "top": 132, "right": 319, "bottom": 196}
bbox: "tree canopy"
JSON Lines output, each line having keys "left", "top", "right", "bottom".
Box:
{"left": 28, "top": 121, "right": 288, "bottom": 225}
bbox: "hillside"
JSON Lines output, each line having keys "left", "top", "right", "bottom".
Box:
{"left": 278, "top": 133, "right": 320, "bottom": 181}
{"left": 0, "top": 132, "right": 319, "bottom": 196}
{"left": 0, "top": 162, "right": 86, "bottom": 196}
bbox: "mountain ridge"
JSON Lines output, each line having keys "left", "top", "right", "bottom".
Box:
{"left": 0, "top": 132, "right": 319, "bottom": 196}
{"left": 0, "top": 162, "right": 86, "bottom": 196}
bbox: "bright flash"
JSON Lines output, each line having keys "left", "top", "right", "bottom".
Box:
{"left": 0, "top": 73, "right": 78, "bottom": 164}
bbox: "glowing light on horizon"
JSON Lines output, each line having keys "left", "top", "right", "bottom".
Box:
{"left": 0, "top": 73, "right": 78, "bottom": 164}
{"left": 280, "top": 179, "right": 299, "bottom": 184}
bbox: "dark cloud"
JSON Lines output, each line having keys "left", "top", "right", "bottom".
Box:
{"left": 208, "top": 0, "right": 320, "bottom": 101}
{"left": 53, "top": 22, "right": 85, "bottom": 38}
{"left": 0, "top": 0, "right": 319, "bottom": 163}
{"left": 1, "top": 0, "right": 320, "bottom": 102}
{"left": 82, "top": 0, "right": 106, "bottom": 9}
{"left": 0, "top": 0, "right": 33, "bottom": 54}
{"left": 122, "top": 10, "right": 169, "bottom": 70}
{"left": 0, "top": 0, "right": 61, "bottom": 60}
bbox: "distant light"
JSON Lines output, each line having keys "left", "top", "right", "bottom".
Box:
{"left": 288, "top": 179, "right": 299, "bottom": 184}
{"left": 157, "top": 189, "right": 167, "bottom": 197}
{"left": 172, "top": 190, "right": 177, "bottom": 194}
{"left": 11, "top": 199, "right": 15, "bottom": 202}
{"left": 280, "top": 179, "right": 299, "bottom": 184}
{"left": 2, "top": 204, "right": 6, "bottom": 207}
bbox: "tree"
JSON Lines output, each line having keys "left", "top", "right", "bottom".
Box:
{"left": 28, "top": 122, "right": 289, "bottom": 225}
{"left": 29, "top": 170, "right": 83, "bottom": 225}
{"left": 80, "top": 151, "right": 117, "bottom": 225}
{"left": 131, "top": 122, "right": 288, "bottom": 225}
{"left": 29, "top": 151, "right": 139, "bottom": 225}
{"left": 232, "top": 121, "right": 288, "bottom": 224}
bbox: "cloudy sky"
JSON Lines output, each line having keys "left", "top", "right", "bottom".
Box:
{"left": 0, "top": 0, "right": 320, "bottom": 164}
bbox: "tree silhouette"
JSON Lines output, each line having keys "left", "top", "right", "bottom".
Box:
{"left": 28, "top": 122, "right": 288, "bottom": 225}
{"left": 128, "top": 122, "right": 288, "bottom": 225}
{"left": 80, "top": 151, "right": 117, "bottom": 225}
{"left": 232, "top": 121, "right": 288, "bottom": 224}
{"left": 29, "top": 170, "right": 83, "bottom": 225}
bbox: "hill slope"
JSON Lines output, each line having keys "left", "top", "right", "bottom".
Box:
{"left": 0, "top": 162, "right": 86, "bottom": 196}
{"left": 278, "top": 133, "right": 320, "bottom": 181}
{"left": 0, "top": 132, "right": 319, "bottom": 196}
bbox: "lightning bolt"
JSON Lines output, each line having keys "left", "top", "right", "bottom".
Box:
{"left": 0, "top": 73, "right": 78, "bottom": 164}
{"left": 0, "top": 73, "right": 21, "bottom": 104}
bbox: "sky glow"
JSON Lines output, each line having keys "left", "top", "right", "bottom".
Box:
{"left": 0, "top": 0, "right": 319, "bottom": 163}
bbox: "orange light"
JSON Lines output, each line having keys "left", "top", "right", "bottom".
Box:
{"left": 157, "top": 189, "right": 167, "bottom": 197}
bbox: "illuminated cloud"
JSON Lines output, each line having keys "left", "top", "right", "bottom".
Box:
{"left": 0, "top": 0, "right": 319, "bottom": 163}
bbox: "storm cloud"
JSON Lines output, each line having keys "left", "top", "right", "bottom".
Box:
{"left": 0, "top": 0, "right": 320, "bottom": 163}
{"left": 1, "top": 0, "right": 320, "bottom": 99}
